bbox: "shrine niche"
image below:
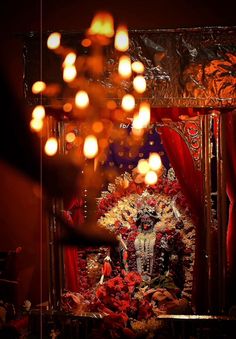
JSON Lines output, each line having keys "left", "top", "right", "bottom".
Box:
{"left": 23, "top": 21, "right": 236, "bottom": 338}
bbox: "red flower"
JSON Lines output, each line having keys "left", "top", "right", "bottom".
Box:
{"left": 107, "top": 276, "right": 125, "bottom": 292}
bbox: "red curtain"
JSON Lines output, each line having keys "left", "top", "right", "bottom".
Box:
{"left": 152, "top": 108, "right": 205, "bottom": 311}
{"left": 64, "top": 198, "right": 84, "bottom": 292}
{"left": 226, "top": 110, "right": 236, "bottom": 305}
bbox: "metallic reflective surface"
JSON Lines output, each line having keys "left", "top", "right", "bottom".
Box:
{"left": 23, "top": 27, "right": 236, "bottom": 108}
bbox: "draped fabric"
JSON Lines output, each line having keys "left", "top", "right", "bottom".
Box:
{"left": 226, "top": 110, "right": 236, "bottom": 304}
{"left": 152, "top": 108, "right": 205, "bottom": 311}
{"left": 64, "top": 198, "right": 84, "bottom": 292}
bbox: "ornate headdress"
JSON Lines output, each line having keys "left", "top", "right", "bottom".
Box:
{"left": 135, "top": 191, "right": 161, "bottom": 223}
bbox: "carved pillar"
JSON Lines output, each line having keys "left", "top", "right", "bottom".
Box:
{"left": 46, "top": 118, "right": 65, "bottom": 310}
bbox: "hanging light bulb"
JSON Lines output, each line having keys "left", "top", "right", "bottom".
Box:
{"left": 63, "top": 52, "right": 77, "bottom": 67}
{"left": 65, "top": 132, "right": 76, "bottom": 143}
{"left": 114, "top": 25, "right": 129, "bottom": 52}
{"left": 132, "top": 114, "right": 144, "bottom": 136}
{"left": 81, "top": 38, "right": 91, "bottom": 47}
{"left": 121, "top": 94, "right": 135, "bottom": 111}
{"left": 75, "top": 90, "right": 89, "bottom": 109}
{"left": 138, "top": 102, "right": 150, "bottom": 127}
{"left": 149, "top": 153, "right": 162, "bottom": 171}
{"left": 47, "top": 32, "right": 61, "bottom": 49}
{"left": 83, "top": 135, "right": 98, "bottom": 159}
{"left": 133, "top": 75, "right": 146, "bottom": 93}
{"left": 132, "top": 61, "right": 144, "bottom": 73}
{"left": 144, "top": 170, "right": 158, "bottom": 185}
{"left": 87, "top": 12, "right": 114, "bottom": 38}
{"left": 137, "top": 159, "right": 150, "bottom": 174}
{"left": 118, "top": 55, "right": 132, "bottom": 78}
{"left": 32, "top": 81, "right": 46, "bottom": 94}
{"left": 63, "top": 103, "right": 73, "bottom": 112}
{"left": 63, "top": 65, "right": 77, "bottom": 82}
{"left": 30, "top": 118, "right": 43, "bottom": 132}
{"left": 92, "top": 121, "right": 104, "bottom": 133}
{"left": 44, "top": 137, "right": 58, "bottom": 156}
{"left": 32, "top": 105, "right": 45, "bottom": 120}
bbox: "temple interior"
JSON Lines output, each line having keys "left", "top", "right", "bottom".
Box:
{"left": 0, "top": 1, "right": 235, "bottom": 338}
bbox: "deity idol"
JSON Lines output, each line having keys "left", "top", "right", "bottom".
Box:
{"left": 120, "top": 204, "right": 185, "bottom": 291}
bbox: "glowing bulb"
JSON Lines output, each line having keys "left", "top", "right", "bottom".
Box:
{"left": 32, "top": 81, "right": 46, "bottom": 94}
{"left": 138, "top": 102, "right": 150, "bottom": 127}
{"left": 132, "top": 114, "right": 144, "bottom": 136}
{"left": 30, "top": 118, "right": 43, "bottom": 132}
{"left": 149, "top": 153, "right": 162, "bottom": 171}
{"left": 47, "top": 32, "right": 61, "bottom": 49}
{"left": 75, "top": 90, "right": 89, "bottom": 109}
{"left": 133, "top": 75, "right": 146, "bottom": 93}
{"left": 63, "top": 65, "right": 77, "bottom": 82}
{"left": 65, "top": 132, "right": 76, "bottom": 143}
{"left": 63, "top": 52, "right": 76, "bottom": 67}
{"left": 32, "top": 105, "right": 45, "bottom": 120}
{"left": 83, "top": 135, "right": 98, "bottom": 159}
{"left": 137, "top": 159, "right": 150, "bottom": 175}
{"left": 114, "top": 25, "right": 129, "bottom": 52}
{"left": 44, "top": 137, "right": 58, "bottom": 156}
{"left": 118, "top": 55, "right": 132, "bottom": 78}
{"left": 81, "top": 38, "right": 91, "bottom": 47}
{"left": 88, "top": 12, "right": 114, "bottom": 38}
{"left": 92, "top": 121, "right": 104, "bottom": 133}
{"left": 144, "top": 171, "right": 158, "bottom": 185}
{"left": 132, "top": 61, "right": 144, "bottom": 73}
{"left": 63, "top": 103, "right": 72, "bottom": 112}
{"left": 121, "top": 94, "right": 135, "bottom": 111}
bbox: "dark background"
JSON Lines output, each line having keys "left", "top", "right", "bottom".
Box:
{"left": 0, "top": 0, "right": 235, "bottom": 306}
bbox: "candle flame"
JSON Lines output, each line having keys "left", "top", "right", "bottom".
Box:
{"left": 144, "top": 170, "right": 158, "bottom": 185}
{"left": 32, "top": 105, "right": 45, "bottom": 120}
{"left": 133, "top": 75, "right": 146, "bottom": 93}
{"left": 132, "top": 114, "right": 144, "bottom": 136}
{"left": 63, "top": 52, "right": 76, "bottom": 67}
{"left": 118, "top": 55, "right": 132, "bottom": 78}
{"left": 149, "top": 153, "right": 162, "bottom": 171}
{"left": 44, "top": 137, "right": 58, "bottom": 156}
{"left": 32, "top": 81, "right": 46, "bottom": 94}
{"left": 88, "top": 12, "right": 114, "bottom": 38}
{"left": 121, "top": 94, "right": 135, "bottom": 111}
{"left": 47, "top": 32, "right": 61, "bottom": 49}
{"left": 114, "top": 25, "right": 129, "bottom": 52}
{"left": 137, "top": 159, "right": 150, "bottom": 174}
{"left": 30, "top": 118, "right": 43, "bottom": 132}
{"left": 75, "top": 90, "right": 89, "bottom": 109}
{"left": 138, "top": 102, "right": 150, "bottom": 127}
{"left": 65, "top": 132, "right": 76, "bottom": 143}
{"left": 83, "top": 135, "right": 98, "bottom": 159}
{"left": 63, "top": 65, "right": 77, "bottom": 82}
{"left": 132, "top": 61, "right": 144, "bottom": 73}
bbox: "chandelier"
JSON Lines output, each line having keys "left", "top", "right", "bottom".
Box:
{"left": 30, "top": 12, "right": 163, "bottom": 187}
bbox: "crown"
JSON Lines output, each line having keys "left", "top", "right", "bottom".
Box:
{"left": 135, "top": 190, "right": 160, "bottom": 221}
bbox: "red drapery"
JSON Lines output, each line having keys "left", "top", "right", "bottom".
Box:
{"left": 226, "top": 110, "right": 236, "bottom": 305}
{"left": 152, "top": 108, "right": 205, "bottom": 311}
{"left": 64, "top": 198, "right": 84, "bottom": 292}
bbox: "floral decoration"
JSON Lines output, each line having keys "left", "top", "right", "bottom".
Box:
{"left": 62, "top": 168, "right": 195, "bottom": 337}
